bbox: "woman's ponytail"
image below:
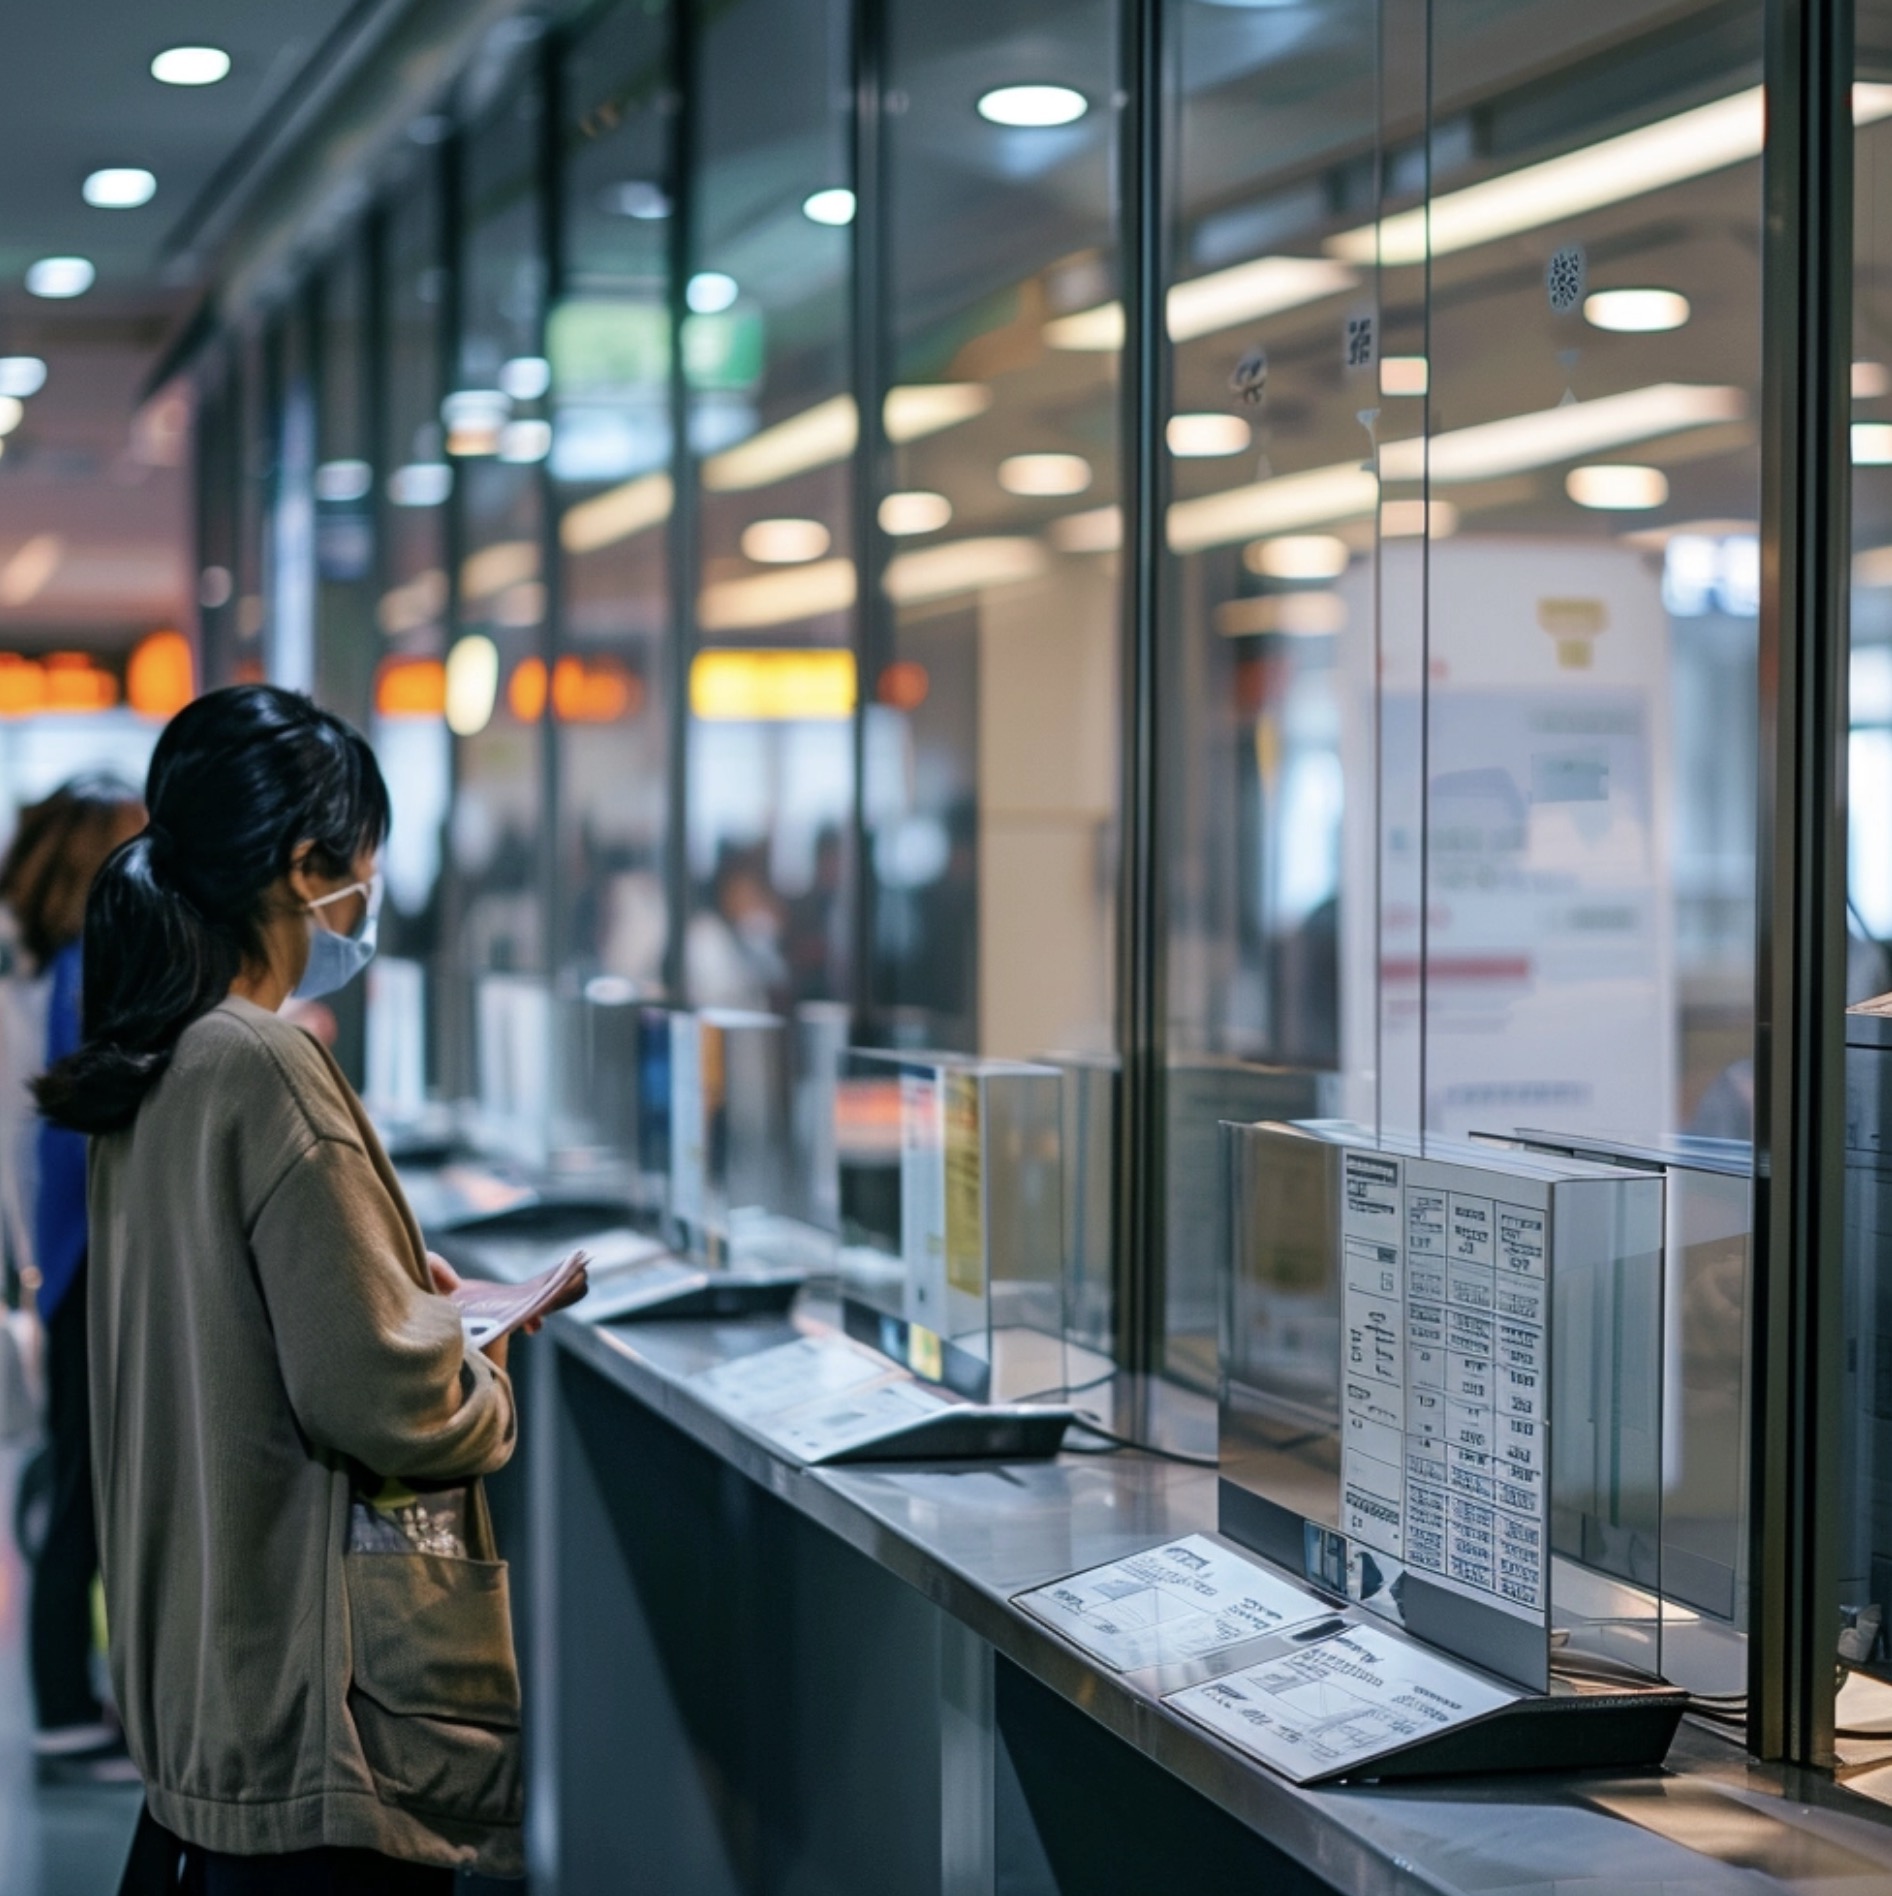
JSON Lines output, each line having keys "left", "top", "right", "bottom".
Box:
{"left": 33, "top": 685, "right": 389, "bottom": 1134}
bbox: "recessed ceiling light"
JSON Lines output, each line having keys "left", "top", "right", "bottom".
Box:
{"left": 499, "top": 420, "right": 552, "bottom": 464}
{"left": 499, "top": 356, "right": 551, "bottom": 401}
{"left": 802, "top": 188, "right": 856, "bottom": 227}
{"left": 686, "top": 271, "right": 738, "bottom": 314}
{"left": 313, "top": 459, "right": 372, "bottom": 503}
{"left": 1380, "top": 498, "right": 1459, "bottom": 539}
{"left": 1566, "top": 464, "right": 1668, "bottom": 509}
{"left": 1854, "top": 361, "right": 1890, "bottom": 399}
{"left": 1584, "top": 288, "right": 1691, "bottom": 333}
{"left": 741, "top": 518, "right": 831, "bottom": 564}
{"left": 878, "top": 491, "right": 952, "bottom": 535}
{"left": 998, "top": 452, "right": 1092, "bottom": 497}
{"left": 1380, "top": 356, "right": 1429, "bottom": 396}
{"left": 977, "top": 84, "right": 1087, "bottom": 128}
{"left": 1246, "top": 534, "right": 1351, "bottom": 580}
{"left": 0, "top": 399, "right": 23, "bottom": 437}
{"left": 83, "top": 168, "right": 157, "bottom": 209}
{"left": 388, "top": 463, "right": 453, "bottom": 507}
{"left": 1856, "top": 423, "right": 1892, "bottom": 464}
{"left": 609, "top": 181, "right": 669, "bottom": 219}
{"left": 151, "top": 45, "right": 230, "bottom": 86}
{"left": 1166, "top": 413, "right": 1251, "bottom": 457}
{"left": 25, "top": 257, "right": 94, "bottom": 299}
{"left": 0, "top": 358, "right": 47, "bottom": 398}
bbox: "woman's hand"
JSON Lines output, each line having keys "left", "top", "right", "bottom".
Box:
{"left": 426, "top": 1252, "right": 462, "bottom": 1295}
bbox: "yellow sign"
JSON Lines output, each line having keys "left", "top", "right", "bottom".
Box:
{"left": 944, "top": 1072, "right": 984, "bottom": 1299}
{"left": 689, "top": 647, "right": 857, "bottom": 722}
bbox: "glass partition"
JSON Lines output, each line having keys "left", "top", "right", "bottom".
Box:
{"left": 452, "top": 42, "right": 553, "bottom": 1139}
{"left": 550, "top": 0, "right": 677, "bottom": 1178}
{"left": 681, "top": 0, "right": 855, "bottom": 1019}
{"left": 867, "top": 0, "right": 1122, "bottom": 1059}
{"left": 370, "top": 159, "right": 455, "bottom": 1120}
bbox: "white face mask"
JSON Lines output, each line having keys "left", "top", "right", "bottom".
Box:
{"left": 292, "top": 874, "right": 382, "bottom": 1001}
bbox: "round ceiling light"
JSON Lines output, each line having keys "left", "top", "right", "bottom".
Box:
{"left": 686, "top": 271, "right": 738, "bottom": 314}
{"left": 879, "top": 491, "right": 952, "bottom": 536}
{"left": 499, "top": 356, "right": 552, "bottom": 401}
{"left": 998, "top": 452, "right": 1092, "bottom": 497}
{"left": 977, "top": 85, "right": 1088, "bottom": 128}
{"left": 26, "top": 257, "right": 95, "bottom": 299}
{"left": 802, "top": 188, "right": 856, "bottom": 227}
{"left": 0, "top": 358, "right": 47, "bottom": 398}
{"left": 609, "top": 180, "right": 670, "bottom": 220}
{"left": 0, "top": 399, "right": 24, "bottom": 437}
{"left": 151, "top": 45, "right": 231, "bottom": 86}
{"left": 83, "top": 168, "right": 157, "bottom": 209}
{"left": 1166, "top": 413, "right": 1252, "bottom": 457}
{"left": 1246, "top": 534, "right": 1350, "bottom": 581}
{"left": 1583, "top": 288, "right": 1691, "bottom": 333}
{"left": 741, "top": 518, "right": 832, "bottom": 564}
{"left": 1566, "top": 464, "right": 1669, "bottom": 509}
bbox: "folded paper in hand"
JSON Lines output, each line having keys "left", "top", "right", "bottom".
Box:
{"left": 449, "top": 1250, "right": 590, "bottom": 1349}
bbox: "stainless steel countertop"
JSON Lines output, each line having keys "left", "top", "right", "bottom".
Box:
{"left": 548, "top": 1305, "right": 1892, "bottom": 1896}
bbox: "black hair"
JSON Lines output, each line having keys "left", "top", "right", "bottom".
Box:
{"left": 35, "top": 685, "right": 390, "bottom": 1133}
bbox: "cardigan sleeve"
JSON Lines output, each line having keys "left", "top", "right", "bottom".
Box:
{"left": 249, "top": 1134, "right": 516, "bottom": 1482}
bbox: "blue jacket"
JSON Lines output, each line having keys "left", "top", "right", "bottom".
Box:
{"left": 36, "top": 940, "right": 85, "bottom": 1320}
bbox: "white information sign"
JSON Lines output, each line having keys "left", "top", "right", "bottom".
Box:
{"left": 1166, "top": 1622, "right": 1514, "bottom": 1783}
{"left": 573, "top": 1258, "right": 706, "bottom": 1323}
{"left": 1339, "top": 1148, "right": 1549, "bottom": 1622}
{"left": 670, "top": 1013, "right": 706, "bottom": 1230}
{"left": 898, "top": 1073, "right": 947, "bottom": 1329}
{"left": 1015, "top": 1536, "right": 1331, "bottom": 1673}
{"left": 762, "top": 1376, "right": 952, "bottom": 1464}
{"left": 691, "top": 1335, "right": 894, "bottom": 1424}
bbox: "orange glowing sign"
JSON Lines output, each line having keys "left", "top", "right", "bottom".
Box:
{"left": 551, "top": 654, "right": 639, "bottom": 722}
{"left": 0, "top": 652, "right": 120, "bottom": 717}
{"left": 374, "top": 657, "right": 447, "bottom": 719}
{"left": 127, "top": 630, "right": 195, "bottom": 719}
{"left": 876, "top": 659, "right": 929, "bottom": 711}
{"left": 508, "top": 657, "right": 548, "bottom": 722}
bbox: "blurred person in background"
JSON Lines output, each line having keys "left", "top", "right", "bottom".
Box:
{"left": 0, "top": 777, "right": 144, "bottom": 1779}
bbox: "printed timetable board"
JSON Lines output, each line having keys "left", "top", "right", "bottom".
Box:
{"left": 1221, "top": 1120, "right": 1663, "bottom": 1694}
{"left": 1337, "top": 1145, "right": 1551, "bottom": 1627}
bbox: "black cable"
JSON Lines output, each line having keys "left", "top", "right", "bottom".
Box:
{"left": 1065, "top": 1415, "right": 1220, "bottom": 1467}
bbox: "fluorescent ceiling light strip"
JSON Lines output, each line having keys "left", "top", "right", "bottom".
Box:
{"left": 561, "top": 473, "right": 674, "bottom": 553}
{"left": 1332, "top": 85, "right": 1892, "bottom": 267}
{"left": 883, "top": 537, "right": 1049, "bottom": 604}
{"left": 697, "top": 557, "right": 857, "bottom": 632}
{"left": 700, "top": 385, "right": 991, "bottom": 494}
{"left": 703, "top": 396, "right": 857, "bottom": 492}
{"left": 1167, "top": 465, "right": 1379, "bottom": 553}
{"left": 460, "top": 539, "right": 541, "bottom": 601}
{"left": 1380, "top": 382, "right": 1745, "bottom": 484}
{"left": 1047, "top": 257, "right": 1359, "bottom": 352}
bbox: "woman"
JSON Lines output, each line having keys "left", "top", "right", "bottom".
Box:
{"left": 0, "top": 777, "right": 145, "bottom": 1777}
{"left": 40, "top": 687, "right": 563, "bottom": 1892}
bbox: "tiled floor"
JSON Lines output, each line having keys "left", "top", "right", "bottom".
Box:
{"left": 0, "top": 1447, "right": 140, "bottom": 1894}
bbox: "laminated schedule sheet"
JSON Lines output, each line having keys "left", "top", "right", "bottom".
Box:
{"left": 761, "top": 1377, "right": 951, "bottom": 1463}
{"left": 1166, "top": 1621, "right": 1514, "bottom": 1783}
{"left": 1015, "top": 1535, "right": 1332, "bottom": 1673}
{"left": 690, "top": 1334, "right": 894, "bottom": 1424}
{"left": 1339, "top": 1148, "right": 1549, "bottom": 1620}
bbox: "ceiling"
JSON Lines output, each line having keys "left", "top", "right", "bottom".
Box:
{"left": 0, "top": 0, "right": 369, "bottom": 649}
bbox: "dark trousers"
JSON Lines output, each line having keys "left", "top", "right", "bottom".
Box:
{"left": 29, "top": 1266, "right": 101, "bottom": 1731}
{"left": 120, "top": 1809, "right": 455, "bottom": 1895}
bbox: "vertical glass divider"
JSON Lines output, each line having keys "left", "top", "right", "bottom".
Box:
{"left": 1113, "top": 0, "right": 1168, "bottom": 1376}
{"left": 538, "top": 31, "right": 568, "bottom": 975}
{"left": 848, "top": 0, "right": 887, "bottom": 1029}
{"left": 661, "top": 0, "right": 699, "bottom": 1002}
{"left": 1751, "top": 0, "right": 1855, "bottom": 1766}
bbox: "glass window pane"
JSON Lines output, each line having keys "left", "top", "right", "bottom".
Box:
{"left": 681, "top": 0, "right": 854, "bottom": 1017}
{"left": 871, "top": 0, "right": 1121, "bottom": 1058}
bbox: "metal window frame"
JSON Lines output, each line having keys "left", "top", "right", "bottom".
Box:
{"left": 1750, "top": 0, "right": 1855, "bottom": 1767}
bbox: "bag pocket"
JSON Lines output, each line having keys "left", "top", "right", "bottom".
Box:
{"left": 344, "top": 1550, "right": 522, "bottom": 1826}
